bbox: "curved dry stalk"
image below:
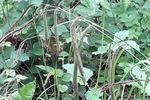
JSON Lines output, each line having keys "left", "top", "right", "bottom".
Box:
{"left": 71, "top": 17, "right": 86, "bottom": 97}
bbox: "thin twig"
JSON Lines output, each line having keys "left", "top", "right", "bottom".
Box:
{"left": 0, "top": 9, "right": 50, "bottom": 44}
{"left": 9, "top": 5, "right": 32, "bottom": 31}
{"left": 79, "top": 25, "right": 92, "bottom": 48}
{"left": 101, "top": 79, "right": 150, "bottom": 91}
{"left": 0, "top": 14, "right": 40, "bottom": 43}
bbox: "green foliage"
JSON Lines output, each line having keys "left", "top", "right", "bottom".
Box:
{"left": 63, "top": 63, "right": 93, "bottom": 85}
{"left": 85, "top": 87, "right": 102, "bottom": 100}
{"left": 10, "top": 81, "right": 36, "bottom": 100}
{"left": 0, "top": 0, "right": 150, "bottom": 99}
{"left": 74, "top": 0, "right": 100, "bottom": 16}
{"left": 58, "top": 84, "right": 68, "bottom": 92}
{"left": 97, "top": 0, "right": 111, "bottom": 10}
{"left": 92, "top": 46, "right": 108, "bottom": 55}
{"left": 30, "top": 0, "right": 43, "bottom": 6}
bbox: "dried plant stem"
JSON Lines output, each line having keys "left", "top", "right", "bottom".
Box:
{"left": 71, "top": 18, "right": 86, "bottom": 98}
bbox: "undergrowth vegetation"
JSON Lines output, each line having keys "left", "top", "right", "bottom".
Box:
{"left": 0, "top": 0, "right": 150, "bottom": 100}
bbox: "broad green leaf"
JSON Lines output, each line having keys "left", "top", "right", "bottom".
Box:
{"left": 0, "top": 30, "right": 3, "bottom": 38}
{"left": 18, "top": 81, "right": 36, "bottom": 100}
{"left": 132, "top": 66, "right": 146, "bottom": 84}
{"left": 15, "top": 0, "right": 29, "bottom": 10}
{"left": 10, "top": 91, "right": 22, "bottom": 100}
{"left": 55, "top": 69, "right": 64, "bottom": 77}
{"left": 4, "top": 78, "right": 14, "bottom": 83}
{"left": 38, "top": 30, "right": 51, "bottom": 40}
{"left": 0, "top": 42, "right": 11, "bottom": 47}
{"left": 145, "top": 82, "right": 150, "bottom": 96}
{"left": 74, "top": 5, "right": 88, "bottom": 16}
{"left": 58, "top": 84, "right": 68, "bottom": 92}
{"left": 13, "top": 0, "right": 23, "bottom": 2}
{"left": 143, "top": 1, "right": 150, "bottom": 10}
{"left": 11, "top": 50, "right": 29, "bottom": 62}
{"left": 124, "top": 40, "right": 140, "bottom": 51}
{"left": 85, "top": 87, "right": 102, "bottom": 100}
{"left": 82, "top": 36, "right": 89, "bottom": 44}
{"left": 62, "top": 95, "right": 72, "bottom": 100}
{"left": 92, "top": 46, "right": 108, "bottom": 55}
{"left": 59, "top": 51, "right": 69, "bottom": 57}
{"left": 18, "top": 53, "right": 29, "bottom": 62}
{"left": 130, "top": 65, "right": 150, "bottom": 96}
{"left": 1, "top": 47, "right": 15, "bottom": 60}
{"left": 2, "top": 69, "right": 16, "bottom": 77}
{"left": 74, "top": 0, "right": 100, "bottom": 16}
{"left": 105, "top": 24, "right": 120, "bottom": 33}
{"left": 36, "top": 65, "right": 55, "bottom": 74}
{"left": 29, "top": 47, "right": 44, "bottom": 56}
{"left": 66, "top": 37, "right": 72, "bottom": 43}
{"left": 98, "top": 46, "right": 108, "bottom": 54}
{"left": 0, "top": 75, "right": 7, "bottom": 84}
{"left": 81, "top": 0, "right": 98, "bottom": 9}
{"left": 112, "top": 40, "right": 140, "bottom": 52}
{"left": 114, "top": 30, "right": 129, "bottom": 42}
{"left": 119, "top": 9, "right": 140, "bottom": 27}
{"left": 133, "top": 0, "right": 144, "bottom": 4}
{"left": 96, "top": 0, "right": 110, "bottom": 10}
{"left": 0, "top": 59, "right": 17, "bottom": 69}
{"left": 74, "top": 5, "right": 96, "bottom": 16}
{"left": 30, "top": 0, "right": 43, "bottom": 6}
{"left": 123, "top": 0, "right": 131, "bottom": 11}
{"left": 62, "top": 64, "right": 74, "bottom": 75}
{"left": 10, "top": 81, "right": 36, "bottom": 100}
{"left": 15, "top": 75, "right": 28, "bottom": 81}
{"left": 0, "top": 96, "right": 10, "bottom": 100}
{"left": 78, "top": 86, "right": 86, "bottom": 97}
{"left": 29, "top": 42, "right": 44, "bottom": 56}
{"left": 61, "top": 73, "right": 72, "bottom": 82}
{"left": 127, "top": 82, "right": 142, "bottom": 88}
{"left": 51, "top": 25, "right": 68, "bottom": 36}
{"left": 81, "top": 0, "right": 90, "bottom": 7}
{"left": 128, "top": 29, "right": 142, "bottom": 39}
{"left": 49, "top": 98, "right": 55, "bottom": 100}
{"left": 62, "top": 63, "right": 93, "bottom": 85}
{"left": 141, "top": 14, "right": 150, "bottom": 29}
{"left": 0, "top": 0, "right": 4, "bottom": 3}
